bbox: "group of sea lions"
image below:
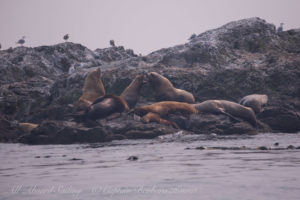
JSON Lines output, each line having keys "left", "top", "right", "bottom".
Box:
{"left": 18, "top": 68, "right": 268, "bottom": 133}
{"left": 75, "top": 68, "right": 268, "bottom": 129}
{"left": 76, "top": 68, "right": 145, "bottom": 120}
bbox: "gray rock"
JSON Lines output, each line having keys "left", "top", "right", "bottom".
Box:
{"left": 1, "top": 17, "right": 300, "bottom": 144}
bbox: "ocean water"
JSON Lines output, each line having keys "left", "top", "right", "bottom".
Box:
{"left": 0, "top": 132, "right": 300, "bottom": 200}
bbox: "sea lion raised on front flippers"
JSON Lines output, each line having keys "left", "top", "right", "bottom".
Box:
{"left": 86, "top": 94, "right": 129, "bottom": 120}
{"left": 77, "top": 68, "right": 105, "bottom": 111}
{"left": 239, "top": 94, "right": 268, "bottom": 114}
{"left": 120, "top": 74, "right": 146, "bottom": 108}
{"left": 194, "top": 100, "right": 257, "bottom": 127}
{"left": 148, "top": 72, "right": 195, "bottom": 103}
{"left": 134, "top": 101, "right": 198, "bottom": 128}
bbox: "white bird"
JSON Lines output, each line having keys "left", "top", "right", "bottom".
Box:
{"left": 277, "top": 23, "right": 284, "bottom": 33}
{"left": 63, "top": 34, "right": 69, "bottom": 41}
{"left": 16, "top": 36, "right": 25, "bottom": 45}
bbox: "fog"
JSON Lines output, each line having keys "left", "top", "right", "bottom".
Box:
{"left": 0, "top": 0, "right": 299, "bottom": 54}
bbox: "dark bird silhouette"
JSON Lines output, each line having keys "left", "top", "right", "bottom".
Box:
{"left": 277, "top": 23, "right": 284, "bottom": 33}
{"left": 16, "top": 36, "right": 25, "bottom": 45}
{"left": 189, "top": 33, "right": 196, "bottom": 40}
{"left": 109, "top": 40, "right": 115, "bottom": 47}
{"left": 63, "top": 34, "right": 69, "bottom": 41}
{"left": 0, "top": 43, "right": 1, "bottom": 50}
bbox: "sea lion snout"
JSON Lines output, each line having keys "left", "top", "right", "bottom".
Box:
{"left": 148, "top": 72, "right": 157, "bottom": 80}
{"left": 148, "top": 72, "right": 162, "bottom": 85}
{"left": 136, "top": 74, "right": 147, "bottom": 84}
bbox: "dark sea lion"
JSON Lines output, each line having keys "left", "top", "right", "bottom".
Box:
{"left": 86, "top": 94, "right": 129, "bottom": 120}
{"left": 120, "top": 74, "right": 146, "bottom": 108}
{"left": 134, "top": 101, "right": 198, "bottom": 128}
{"left": 194, "top": 100, "right": 257, "bottom": 127}
{"left": 77, "top": 68, "right": 105, "bottom": 110}
{"left": 239, "top": 94, "right": 268, "bottom": 114}
{"left": 148, "top": 72, "right": 195, "bottom": 103}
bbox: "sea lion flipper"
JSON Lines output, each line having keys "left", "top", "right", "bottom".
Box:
{"left": 159, "top": 119, "right": 179, "bottom": 129}
{"left": 106, "top": 112, "right": 121, "bottom": 120}
{"left": 142, "top": 112, "right": 178, "bottom": 128}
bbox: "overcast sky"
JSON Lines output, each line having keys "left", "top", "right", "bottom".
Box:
{"left": 0, "top": 0, "right": 299, "bottom": 54}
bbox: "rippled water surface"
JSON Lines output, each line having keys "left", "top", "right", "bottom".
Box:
{"left": 1, "top": 133, "right": 300, "bottom": 200}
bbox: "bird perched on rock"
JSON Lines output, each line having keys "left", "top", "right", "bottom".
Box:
{"left": 277, "top": 23, "right": 284, "bottom": 33}
{"left": 189, "top": 33, "right": 196, "bottom": 40}
{"left": 63, "top": 34, "right": 69, "bottom": 41}
{"left": 109, "top": 40, "right": 115, "bottom": 47}
{"left": 16, "top": 36, "right": 25, "bottom": 45}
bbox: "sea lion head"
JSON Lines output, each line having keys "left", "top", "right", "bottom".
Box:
{"left": 134, "top": 74, "right": 146, "bottom": 85}
{"left": 148, "top": 72, "right": 171, "bottom": 87}
{"left": 148, "top": 72, "right": 159, "bottom": 82}
{"left": 261, "top": 94, "right": 268, "bottom": 104}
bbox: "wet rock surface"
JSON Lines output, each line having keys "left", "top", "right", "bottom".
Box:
{"left": 1, "top": 17, "right": 300, "bottom": 144}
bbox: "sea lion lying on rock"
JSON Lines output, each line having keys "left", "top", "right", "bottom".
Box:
{"left": 194, "top": 100, "right": 257, "bottom": 127}
{"left": 239, "top": 94, "right": 268, "bottom": 114}
{"left": 77, "top": 68, "right": 105, "bottom": 110}
{"left": 120, "top": 74, "right": 146, "bottom": 108}
{"left": 18, "top": 123, "right": 39, "bottom": 133}
{"left": 86, "top": 94, "right": 129, "bottom": 120}
{"left": 148, "top": 72, "right": 195, "bottom": 103}
{"left": 134, "top": 101, "right": 198, "bottom": 128}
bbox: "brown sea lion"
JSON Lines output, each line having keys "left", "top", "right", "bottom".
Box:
{"left": 134, "top": 101, "right": 198, "bottom": 128}
{"left": 120, "top": 74, "right": 146, "bottom": 108}
{"left": 194, "top": 100, "right": 257, "bottom": 127}
{"left": 239, "top": 94, "right": 268, "bottom": 114}
{"left": 148, "top": 72, "right": 195, "bottom": 103}
{"left": 18, "top": 123, "right": 38, "bottom": 133}
{"left": 77, "top": 68, "right": 105, "bottom": 110}
{"left": 86, "top": 94, "right": 129, "bottom": 120}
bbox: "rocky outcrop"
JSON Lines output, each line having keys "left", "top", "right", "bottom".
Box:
{"left": 18, "top": 114, "right": 179, "bottom": 144}
{"left": 1, "top": 17, "right": 300, "bottom": 144}
{"left": 0, "top": 43, "right": 137, "bottom": 120}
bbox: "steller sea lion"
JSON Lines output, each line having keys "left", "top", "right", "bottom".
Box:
{"left": 134, "top": 101, "right": 198, "bottom": 128}
{"left": 194, "top": 100, "right": 257, "bottom": 127}
{"left": 120, "top": 74, "right": 146, "bottom": 108}
{"left": 239, "top": 94, "right": 268, "bottom": 114}
{"left": 18, "top": 123, "right": 38, "bottom": 133}
{"left": 148, "top": 72, "right": 195, "bottom": 103}
{"left": 86, "top": 94, "right": 129, "bottom": 120}
{"left": 77, "top": 68, "right": 105, "bottom": 110}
